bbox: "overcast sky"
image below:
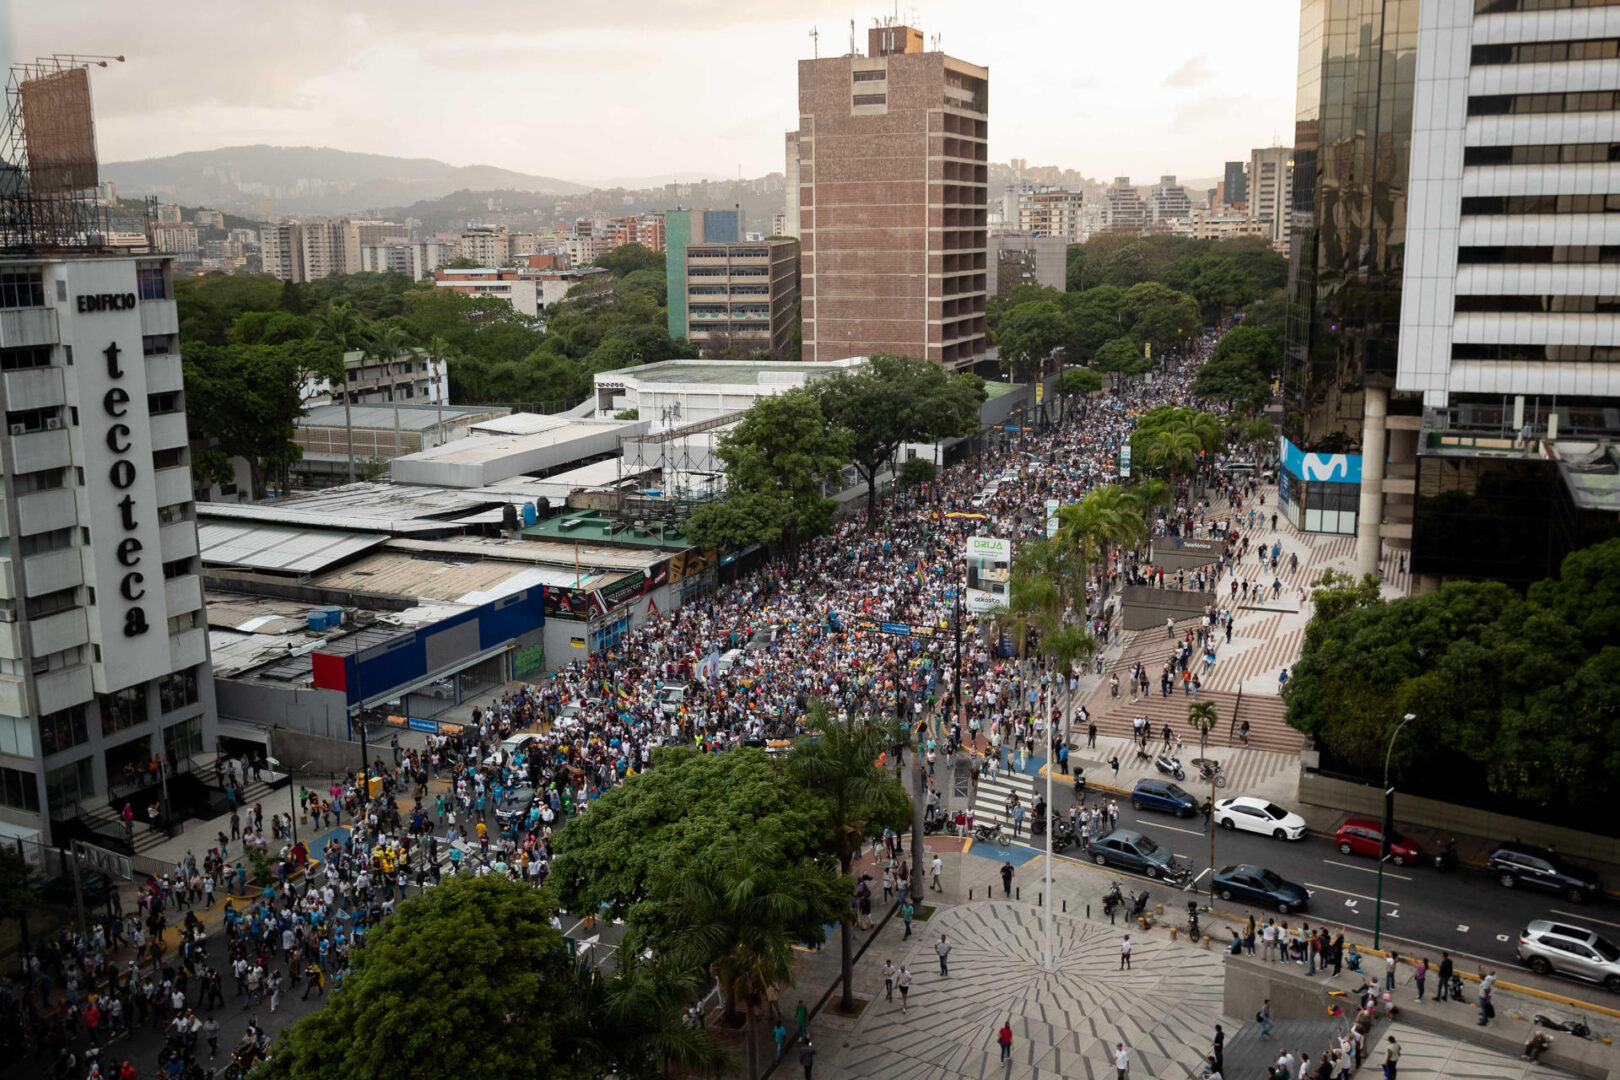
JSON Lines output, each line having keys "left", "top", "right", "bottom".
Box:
{"left": 4, "top": 0, "right": 1300, "bottom": 187}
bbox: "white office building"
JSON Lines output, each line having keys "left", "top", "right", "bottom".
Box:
{"left": 0, "top": 255, "right": 215, "bottom": 843}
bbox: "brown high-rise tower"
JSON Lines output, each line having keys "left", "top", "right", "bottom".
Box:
{"left": 793, "top": 25, "right": 988, "bottom": 369}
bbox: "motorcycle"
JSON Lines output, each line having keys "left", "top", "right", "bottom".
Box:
{"left": 1074, "top": 770, "right": 1087, "bottom": 799}
{"left": 1196, "top": 760, "right": 1227, "bottom": 788}
{"left": 1102, "top": 882, "right": 1124, "bottom": 917}
{"left": 922, "top": 804, "right": 946, "bottom": 835}
{"left": 1049, "top": 818, "right": 1078, "bottom": 853}
{"left": 974, "top": 821, "right": 1011, "bottom": 847}
{"left": 1534, "top": 1014, "right": 1590, "bottom": 1039}
{"left": 1154, "top": 753, "right": 1185, "bottom": 781}
{"left": 1128, "top": 889, "right": 1151, "bottom": 920}
{"left": 1434, "top": 838, "right": 1458, "bottom": 872}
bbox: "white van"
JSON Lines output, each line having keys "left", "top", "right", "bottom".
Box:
{"left": 484, "top": 732, "right": 541, "bottom": 768}
{"left": 657, "top": 682, "right": 690, "bottom": 716}
{"left": 717, "top": 648, "right": 745, "bottom": 675}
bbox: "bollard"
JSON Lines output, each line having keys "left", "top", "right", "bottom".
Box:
{"left": 969, "top": 888, "right": 973, "bottom": 900}
{"left": 1170, "top": 926, "right": 1178, "bottom": 942}
{"left": 1038, "top": 891, "right": 1042, "bottom": 906}
{"left": 1016, "top": 886, "right": 1020, "bottom": 900}
{"left": 1063, "top": 899, "right": 1068, "bottom": 913}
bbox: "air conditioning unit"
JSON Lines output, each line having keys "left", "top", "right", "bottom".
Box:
{"left": 7, "top": 423, "right": 23, "bottom": 436}
{"left": 44, "top": 417, "right": 61, "bottom": 430}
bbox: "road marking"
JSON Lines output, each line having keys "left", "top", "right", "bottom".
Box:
{"left": 1151, "top": 822, "right": 1205, "bottom": 837}
{"left": 1551, "top": 909, "right": 1620, "bottom": 930}
{"left": 1498, "top": 934, "right": 1511, "bottom": 942}
{"left": 1304, "top": 882, "right": 1401, "bottom": 907}
{"left": 1192, "top": 868, "right": 1211, "bottom": 884}
{"left": 1323, "top": 859, "right": 1413, "bottom": 881}
{"left": 1457, "top": 925, "right": 1469, "bottom": 933}
{"left": 1344, "top": 899, "right": 1357, "bottom": 908}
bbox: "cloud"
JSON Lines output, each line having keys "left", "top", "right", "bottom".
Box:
{"left": 1164, "top": 53, "right": 1214, "bottom": 88}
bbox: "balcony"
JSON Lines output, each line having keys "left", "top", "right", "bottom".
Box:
{"left": 0, "top": 307, "right": 59, "bottom": 350}
{"left": 0, "top": 619, "right": 18, "bottom": 661}
{"left": 149, "top": 412, "right": 188, "bottom": 451}
{"left": 0, "top": 560, "right": 13, "bottom": 600}
{"left": 27, "top": 607, "right": 87, "bottom": 657}
{"left": 0, "top": 674, "right": 26, "bottom": 720}
{"left": 153, "top": 465, "right": 192, "bottom": 509}
{"left": 9, "top": 427, "right": 70, "bottom": 474}
{"left": 159, "top": 521, "right": 199, "bottom": 560}
{"left": 143, "top": 354, "right": 184, "bottom": 395}
{"left": 138, "top": 299, "right": 179, "bottom": 337}
{"left": 33, "top": 664, "right": 91, "bottom": 716}
{"left": 23, "top": 547, "right": 82, "bottom": 596}
{"left": 164, "top": 574, "right": 202, "bottom": 615}
{"left": 16, "top": 488, "right": 77, "bottom": 536}
{"left": 2, "top": 367, "right": 65, "bottom": 411}
{"left": 169, "top": 627, "right": 207, "bottom": 670}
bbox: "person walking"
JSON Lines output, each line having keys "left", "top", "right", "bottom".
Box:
{"left": 931, "top": 854, "right": 943, "bottom": 892}
{"left": 901, "top": 899, "right": 914, "bottom": 939}
{"left": 936, "top": 933, "right": 952, "bottom": 976}
{"left": 1212, "top": 1024, "right": 1225, "bottom": 1074}
{"left": 999, "top": 1019, "right": 1014, "bottom": 1063}
{"left": 1413, "top": 957, "right": 1428, "bottom": 1001}
{"left": 795, "top": 999, "right": 809, "bottom": 1041}
{"left": 773, "top": 1019, "right": 787, "bottom": 1062}
{"left": 1383, "top": 1036, "right": 1401, "bottom": 1080}
{"left": 1436, "top": 952, "right": 1453, "bottom": 1003}
{"left": 1477, "top": 970, "right": 1496, "bottom": 1026}
{"left": 1120, "top": 934, "right": 1133, "bottom": 970}
{"left": 1258, "top": 999, "right": 1274, "bottom": 1040}
{"left": 897, "top": 965, "right": 912, "bottom": 1012}
{"left": 1001, "top": 860, "right": 1014, "bottom": 897}
{"left": 1114, "top": 1042, "right": 1131, "bottom": 1080}
{"left": 882, "top": 960, "right": 896, "bottom": 1002}
{"left": 799, "top": 1038, "right": 815, "bottom": 1079}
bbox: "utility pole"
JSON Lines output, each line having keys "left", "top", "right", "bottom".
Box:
{"left": 1043, "top": 712, "right": 1054, "bottom": 971}
{"left": 1374, "top": 713, "right": 1416, "bottom": 949}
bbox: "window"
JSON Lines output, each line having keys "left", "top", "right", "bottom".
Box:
{"left": 164, "top": 714, "right": 203, "bottom": 761}
{"left": 162, "top": 557, "right": 194, "bottom": 580}
{"left": 25, "top": 588, "right": 76, "bottom": 620}
{"left": 1471, "top": 38, "right": 1620, "bottom": 65}
{"left": 44, "top": 757, "right": 92, "bottom": 810}
{"left": 100, "top": 685, "right": 147, "bottom": 734}
{"left": 167, "top": 611, "right": 198, "bottom": 635}
{"left": 152, "top": 447, "right": 185, "bottom": 470}
{"left": 136, "top": 266, "right": 166, "bottom": 301}
{"left": 852, "top": 69, "right": 886, "bottom": 82}
{"left": 1453, "top": 343, "right": 1620, "bottom": 362}
{"left": 1476, "top": 0, "right": 1620, "bottom": 11}
{"left": 853, "top": 93, "right": 887, "bottom": 106}
{"left": 1458, "top": 245, "right": 1620, "bottom": 264}
{"left": 0, "top": 766, "right": 39, "bottom": 812}
{"left": 157, "top": 504, "right": 189, "bottom": 526}
{"left": 1463, "top": 194, "right": 1620, "bottom": 215}
{"left": 17, "top": 527, "right": 72, "bottom": 557}
{"left": 0, "top": 270, "right": 44, "bottom": 309}
{"left": 1464, "top": 143, "right": 1620, "bottom": 166}
{"left": 12, "top": 468, "right": 66, "bottom": 494}
{"left": 0, "top": 346, "right": 50, "bottom": 370}
{"left": 158, "top": 668, "right": 200, "bottom": 714}
{"left": 5, "top": 407, "right": 60, "bottom": 433}
{"left": 38, "top": 705, "right": 88, "bottom": 756}
{"left": 1469, "top": 91, "right": 1620, "bottom": 116}
{"left": 1455, "top": 294, "right": 1620, "bottom": 313}
{"left": 147, "top": 392, "right": 181, "bottom": 415}
{"left": 142, "top": 334, "right": 177, "bottom": 356}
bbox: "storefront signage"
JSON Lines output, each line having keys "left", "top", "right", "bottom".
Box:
{"left": 1279, "top": 436, "right": 1362, "bottom": 484}
{"left": 102, "top": 340, "right": 148, "bottom": 637}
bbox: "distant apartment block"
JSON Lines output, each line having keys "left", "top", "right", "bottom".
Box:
{"left": 1223, "top": 160, "right": 1248, "bottom": 207}
{"left": 1249, "top": 146, "right": 1292, "bottom": 245}
{"left": 1174, "top": 209, "right": 1271, "bottom": 242}
{"left": 988, "top": 235, "right": 1068, "bottom": 295}
{"left": 1146, "top": 175, "right": 1193, "bottom": 225}
{"left": 149, "top": 222, "right": 199, "bottom": 256}
{"left": 608, "top": 214, "right": 665, "bottom": 252}
{"left": 433, "top": 267, "right": 539, "bottom": 317}
{"left": 1101, "top": 177, "right": 1149, "bottom": 233}
{"left": 457, "top": 225, "right": 510, "bottom": 266}
{"left": 1017, "top": 188, "right": 1084, "bottom": 241}
{"left": 793, "top": 25, "right": 989, "bottom": 368}
{"left": 666, "top": 209, "right": 797, "bottom": 353}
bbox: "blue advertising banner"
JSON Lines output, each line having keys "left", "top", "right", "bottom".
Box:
{"left": 1278, "top": 437, "right": 1362, "bottom": 484}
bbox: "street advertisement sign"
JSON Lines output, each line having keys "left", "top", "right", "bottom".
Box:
{"left": 965, "top": 537, "right": 1012, "bottom": 613}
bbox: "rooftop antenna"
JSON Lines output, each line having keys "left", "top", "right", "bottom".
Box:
{"left": 850, "top": 19, "right": 856, "bottom": 57}
{"left": 930, "top": 33, "right": 941, "bottom": 51}
{"left": 809, "top": 26, "right": 819, "bottom": 58}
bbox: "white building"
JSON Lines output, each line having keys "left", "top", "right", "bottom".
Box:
{"left": 1101, "top": 177, "right": 1148, "bottom": 233}
{"left": 593, "top": 357, "right": 866, "bottom": 433}
{"left": 1248, "top": 146, "right": 1292, "bottom": 244}
{"left": 0, "top": 254, "right": 214, "bottom": 842}
{"left": 1016, "top": 188, "right": 1085, "bottom": 241}
{"left": 457, "top": 225, "right": 510, "bottom": 266}
{"left": 1145, "top": 175, "right": 1194, "bottom": 225}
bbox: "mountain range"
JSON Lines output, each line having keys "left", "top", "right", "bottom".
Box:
{"left": 100, "top": 145, "right": 591, "bottom": 216}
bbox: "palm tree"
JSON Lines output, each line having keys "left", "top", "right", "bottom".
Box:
{"left": 315, "top": 301, "right": 367, "bottom": 482}
{"left": 1188, "top": 700, "right": 1219, "bottom": 749}
{"left": 1128, "top": 478, "right": 1173, "bottom": 523}
{"left": 1055, "top": 484, "right": 1145, "bottom": 587}
{"left": 664, "top": 841, "right": 843, "bottom": 1080}
{"left": 1144, "top": 429, "right": 1203, "bottom": 486}
{"left": 569, "top": 959, "right": 730, "bottom": 1079}
{"left": 371, "top": 324, "right": 417, "bottom": 456}
{"left": 786, "top": 699, "right": 910, "bottom": 1014}
{"left": 426, "top": 333, "right": 452, "bottom": 427}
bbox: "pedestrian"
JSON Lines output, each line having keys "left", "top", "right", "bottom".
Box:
{"left": 794, "top": 998, "right": 809, "bottom": 1041}
{"left": 936, "top": 933, "right": 952, "bottom": 976}
{"left": 1477, "top": 970, "right": 1496, "bottom": 1026}
{"left": 799, "top": 1038, "right": 815, "bottom": 1080}
{"left": 1213, "top": 1024, "right": 1224, "bottom": 1073}
{"left": 1114, "top": 1041, "right": 1131, "bottom": 1080}
{"left": 1258, "top": 999, "right": 1274, "bottom": 1040}
{"left": 1001, "top": 859, "right": 1014, "bottom": 898}
{"left": 1436, "top": 952, "right": 1453, "bottom": 1003}
{"left": 931, "top": 854, "right": 943, "bottom": 892}
{"left": 882, "top": 959, "right": 895, "bottom": 1002}
{"left": 1384, "top": 950, "right": 1397, "bottom": 992}
{"left": 1383, "top": 1036, "right": 1401, "bottom": 1080}
{"left": 999, "top": 1019, "right": 1014, "bottom": 1062}
{"left": 1120, "top": 934, "right": 1132, "bottom": 970}
{"left": 897, "top": 965, "right": 912, "bottom": 1011}
{"left": 901, "top": 899, "right": 914, "bottom": 939}
{"left": 1413, "top": 957, "right": 1427, "bottom": 1001}
{"left": 773, "top": 1019, "right": 787, "bottom": 1062}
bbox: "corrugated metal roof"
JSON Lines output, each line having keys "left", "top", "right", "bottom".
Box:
{"left": 198, "top": 521, "right": 388, "bottom": 574}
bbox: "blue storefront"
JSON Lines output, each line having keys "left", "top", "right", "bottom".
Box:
{"left": 1277, "top": 437, "right": 1362, "bottom": 535}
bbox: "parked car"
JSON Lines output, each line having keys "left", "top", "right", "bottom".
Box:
{"left": 1517, "top": 919, "right": 1620, "bottom": 992}
{"left": 484, "top": 732, "right": 542, "bottom": 768}
{"left": 1130, "top": 778, "right": 1199, "bottom": 817}
{"left": 1212, "top": 864, "right": 1311, "bottom": 914}
{"left": 1488, "top": 842, "right": 1601, "bottom": 903}
{"left": 1334, "top": 818, "right": 1421, "bottom": 865}
{"left": 1214, "top": 797, "right": 1308, "bottom": 840}
{"left": 1086, "top": 828, "right": 1187, "bottom": 882}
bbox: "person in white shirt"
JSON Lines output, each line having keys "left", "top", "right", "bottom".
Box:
{"left": 1114, "top": 1042, "right": 1131, "bottom": 1080}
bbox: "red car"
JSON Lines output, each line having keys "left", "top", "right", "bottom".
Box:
{"left": 1335, "top": 818, "right": 1421, "bottom": 865}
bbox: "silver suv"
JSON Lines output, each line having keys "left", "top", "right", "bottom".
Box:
{"left": 1517, "top": 919, "right": 1620, "bottom": 993}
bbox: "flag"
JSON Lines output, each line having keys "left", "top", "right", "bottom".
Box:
{"left": 615, "top": 685, "right": 631, "bottom": 702}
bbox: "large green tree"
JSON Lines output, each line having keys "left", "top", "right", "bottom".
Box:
{"left": 1121, "top": 281, "right": 1202, "bottom": 356}
{"left": 684, "top": 389, "right": 849, "bottom": 555}
{"left": 593, "top": 243, "right": 666, "bottom": 278}
{"left": 547, "top": 747, "right": 829, "bottom": 944}
{"left": 813, "top": 353, "right": 985, "bottom": 525}
{"left": 261, "top": 875, "right": 591, "bottom": 1080}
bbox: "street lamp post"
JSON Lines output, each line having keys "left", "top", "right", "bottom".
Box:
{"left": 1373, "top": 712, "right": 1416, "bottom": 949}
{"left": 289, "top": 759, "right": 315, "bottom": 845}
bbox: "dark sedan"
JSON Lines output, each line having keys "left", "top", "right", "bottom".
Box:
{"left": 1213, "top": 864, "right": 1310, "bottom": 914}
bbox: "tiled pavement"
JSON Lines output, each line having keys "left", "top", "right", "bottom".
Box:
{"left": 1379, "top": 1022, "right": 1574, "bottom": 1080}
{"left": 823, "top": 900, "right": 1226, "bottom": 1080}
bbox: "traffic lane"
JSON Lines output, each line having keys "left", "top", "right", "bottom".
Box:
{"left": 1056, "top": 784, "right": 1594, "bottom": 971}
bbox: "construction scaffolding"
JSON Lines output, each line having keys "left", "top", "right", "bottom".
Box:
{"left": 617, "top": 409, "right": 743, "bottom": 509}
{"left": 0, "top": 55, "right": 122, "bottom": 252}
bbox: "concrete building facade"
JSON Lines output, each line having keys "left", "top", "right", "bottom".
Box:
{"left": 669, "top": 239, "right": 800, "bottom": 356}
{"left": 793, "top": 25, "right": 989, "bottom": 369}
{"left": 1249, "top": 146, "right": 1293, "bottom": 244}
{"left": 1101, "top": 177, "right": 1149, "bottom": 232}
{"left": 1146, "top": 175, "right": 1194, "bottom": 225}
{"left": 1016, "top": 188, "right": 1084, "bottom": 241}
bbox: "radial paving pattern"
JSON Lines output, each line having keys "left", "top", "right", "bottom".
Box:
{"left": 830, "top": 901, "right": 1227, "bottom": 1080}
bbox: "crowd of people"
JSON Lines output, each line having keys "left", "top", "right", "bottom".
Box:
{"left": 4, "top": 333, "right": 1286, "bottom": 1079}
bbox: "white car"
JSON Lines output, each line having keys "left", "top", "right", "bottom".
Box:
{"left": 1213, "top": 797, "right": 1308, "bottom": 840}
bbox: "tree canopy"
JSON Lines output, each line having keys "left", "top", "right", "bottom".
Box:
{"left": 1190, "top": 324, "right": 1281, "bottom": 409}
{"left": 592, "top": 242, "right": 666, "bottom": 278}
{"left": 683, "top": 388, "right": 849, "bottom": 554}
{"left": 1286, "top": 540, "right": 1620, "bottom": 814}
